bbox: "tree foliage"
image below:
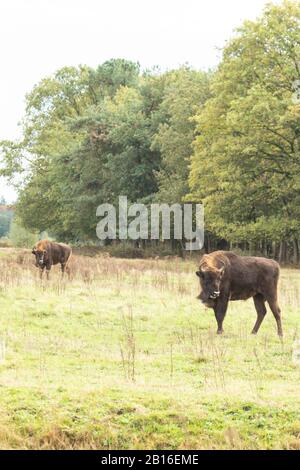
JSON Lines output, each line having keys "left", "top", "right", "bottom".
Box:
{"left": 1, "top": 2, "right": 300, "bottom": 262}
{"left": 189, "top": 0, "right": 300, "bottom": 257}
{"left": 1, "top": 59, "right": 209, "bottom": 242}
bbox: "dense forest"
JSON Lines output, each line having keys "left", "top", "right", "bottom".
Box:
{"left": 0, "top": 1, "right": 300, "bottom": 262}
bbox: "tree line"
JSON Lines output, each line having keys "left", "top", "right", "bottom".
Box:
{"left": 0, "top": 1, "right": 300, "bottom": 262}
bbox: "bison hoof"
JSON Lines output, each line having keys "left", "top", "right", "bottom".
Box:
{"left": 217, "top": 329, "right": 224, "bottom": 335}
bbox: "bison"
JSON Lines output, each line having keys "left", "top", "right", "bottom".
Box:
{"left": 196, "top": 251, "right": 283, "bottom": 337}
{"left": 32, "top": 240, "right": 72, "bottom": 280}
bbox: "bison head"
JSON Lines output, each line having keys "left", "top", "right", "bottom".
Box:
{"left": 32, "top": 247, "right": 48, "bottom": 267}
{"left": 196, "top": 264, "right": 225, "bottom": 304}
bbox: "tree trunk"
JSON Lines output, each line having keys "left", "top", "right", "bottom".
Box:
{"left": 293, "top": 239, "right": 299, "bottom": 265}
{"left": 204, "top": 234, "right": 210, "bottom": 253}
{"left": 273, "top": 241, "right": 279, "bottom": 260}
{"left": 279, "top": 241, "right": 287, "bottom": 264}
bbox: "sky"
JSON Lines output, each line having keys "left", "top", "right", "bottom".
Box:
{"left": 0, "top": 0, "right": 279, "bottom": 202}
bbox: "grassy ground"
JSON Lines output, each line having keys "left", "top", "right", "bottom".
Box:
{"left": 0, "top": 248, "right": 299, "bottom": 449}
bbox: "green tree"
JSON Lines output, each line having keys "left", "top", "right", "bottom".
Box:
{"left": 9, "top": 219, "right": 38, "bottom": 248}
{"left": 1, "top": 60, "right": 143, "bottom": 240}
{"left": 189, "top": 0, "right": 300, "bottom": 261}
{"left": 54, "top": 77, "right": 164, "bottom": 239}
{"left": 152, "top": 67, "right": 211, "bottom": 203}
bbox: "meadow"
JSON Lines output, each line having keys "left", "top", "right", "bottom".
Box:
{"left": 0, "top": 248, "right": 299, "bottom": 449}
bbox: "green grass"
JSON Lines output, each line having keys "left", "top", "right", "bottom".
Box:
{"left": 0, "top": 248, "right": 299, "bottom": 449}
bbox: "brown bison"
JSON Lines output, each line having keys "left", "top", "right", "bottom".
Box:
{"left": 196, "top": 251, "right": 283, "bottom": 337}
{"left": 32, "top": 240, "right": 72, "bottom": 280}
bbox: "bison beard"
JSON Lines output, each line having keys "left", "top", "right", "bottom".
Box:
{"left": 196, "top": 251, "right": 283, "bottom": 337}
{"left": 32, "top": 240, "right": 72, "bottom": 280}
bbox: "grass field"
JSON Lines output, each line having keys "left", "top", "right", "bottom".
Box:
{"left": 0, "top": 248, "right": 299, "bottom": 449}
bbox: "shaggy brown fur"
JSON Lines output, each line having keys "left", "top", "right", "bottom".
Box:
{"left": 32, "top": 240, "right": 72, "bottom": 280}
{"left": 196, "top": 251, "right": 283, "bottom": 337}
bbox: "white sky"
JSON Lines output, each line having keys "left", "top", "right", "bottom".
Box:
{"left": 0, "top": 0, "right": 278, "bottom": 202}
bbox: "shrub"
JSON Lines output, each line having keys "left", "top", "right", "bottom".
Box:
{"left": 8, "top": 219, "right": 38, "bottom": 248}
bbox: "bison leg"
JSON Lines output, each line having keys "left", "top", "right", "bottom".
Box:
{"left": 252, "top": 294, "right": 267, "bottom": 335}
{"left": 267, "top": 298, "right": 283, "bottom": 337}
{"left": 46, "top": 267, "right": 50, "bottom": 280}
{"left": 65, "top": 264, "right": 71, "bottom": 279}
{"left": 214, "top": 298, "right": 228, "bottom": 335}
{"left": 61, "top": 263, "right": 70, "bottom": 279}
{"left": 39, "top": 267, "right": 44, "bottom": 280}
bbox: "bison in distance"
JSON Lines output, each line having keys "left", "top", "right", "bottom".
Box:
{"left": 32, "top": 240, "right": 72, "bottom": 280}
